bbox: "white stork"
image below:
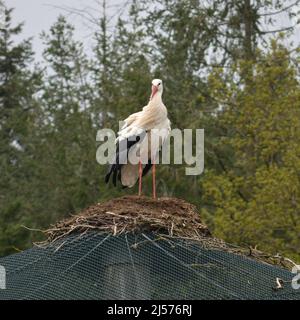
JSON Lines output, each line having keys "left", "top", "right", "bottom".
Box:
{"left": 105, "top": 79, "right": 171, "bottom": 198}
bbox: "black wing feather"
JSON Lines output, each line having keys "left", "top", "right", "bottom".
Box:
{"left": 105, "top": 130, "right": 146, "bottom": 186}
{"left": 142, "top": 158, "right": 153, "bottom": 177}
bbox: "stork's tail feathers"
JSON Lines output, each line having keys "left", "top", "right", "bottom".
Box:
{"left": 105, "top": 163, "right": 123, "bottom": 187}
{"left": 104, "top": 131, "right": 147, "bottom": 187}
{"left": 104, "top": 164, "right": 118, "bottom": 186}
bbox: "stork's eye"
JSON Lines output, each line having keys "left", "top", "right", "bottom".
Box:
{"left": 158, "top": 83, "right": 161, "bottom": 86}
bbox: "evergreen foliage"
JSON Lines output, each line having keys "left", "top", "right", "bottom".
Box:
{"left": 0, "top": 0, "right": 299, "bottom": 261}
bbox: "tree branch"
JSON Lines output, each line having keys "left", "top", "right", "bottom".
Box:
{"left": 259, "top": 1, "right": 300, "bottom": 17}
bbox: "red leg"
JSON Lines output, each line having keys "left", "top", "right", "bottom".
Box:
{"left": 152, "top": 158, "right": 156, "bottom": 199}
{"left": 138, "top": 160, "right": 142, "bottom": 196}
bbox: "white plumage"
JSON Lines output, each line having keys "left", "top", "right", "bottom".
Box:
{"left": 105, "top": 79, "right": 171, "bottom": 198}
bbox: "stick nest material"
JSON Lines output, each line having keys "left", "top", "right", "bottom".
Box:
{"left": 44, "top": 196, "right": 212, "bottom": 243}
{"left": 42, "top": 195, "right": 296, "bottom": 270}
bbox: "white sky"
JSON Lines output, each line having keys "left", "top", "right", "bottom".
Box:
{"left": 6, "top": 0, "right": 127, "bottom": 60}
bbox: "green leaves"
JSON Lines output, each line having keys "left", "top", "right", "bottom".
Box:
{"left": 1, "top": 1, "right": 300, "bottom": 262}
{"left": 202, "top": 39, "right": 300, "bottom": 261}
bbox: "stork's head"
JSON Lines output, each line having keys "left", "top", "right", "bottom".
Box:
{"left": 150, "top": 79, "right": 163, "bottom": 100}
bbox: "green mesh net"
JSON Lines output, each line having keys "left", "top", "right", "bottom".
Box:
{"left": 0, "top": 232, "right": 299, "bottom": 300}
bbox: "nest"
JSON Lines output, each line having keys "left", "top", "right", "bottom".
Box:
{"left": 44, "top": 196, "right": 212, "bottom": 243}
{"left": 42, "top": 195, "right": 296, "bottom": 270}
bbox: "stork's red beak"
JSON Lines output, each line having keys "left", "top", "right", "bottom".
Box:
{"left": 150, "top": 85, "right": 158, "bottom": 99}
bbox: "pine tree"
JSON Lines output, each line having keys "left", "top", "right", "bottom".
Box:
{"left": 202, "top": 39, "right": 300, "bottom": 261}
{"left": 37, "top": 16, "right": 101, "bottom": 220}
{"left": 0, "top": 6, "right": 41, "bottom": 255}
{"left": 92, "top": 0, "right": 152, "bottom": 127}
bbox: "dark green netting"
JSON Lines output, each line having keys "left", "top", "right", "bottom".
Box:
{"left": 0, "top": 232, "right": 299, "bottom": 300}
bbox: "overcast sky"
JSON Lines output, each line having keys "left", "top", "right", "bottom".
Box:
{"left": 5, "top": 0, "right": 300, "bottom": 62}
{"left": 6, "top": 0, "right": 127, "bottom": 60}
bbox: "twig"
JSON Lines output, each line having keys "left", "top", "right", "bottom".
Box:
{"left": 20, "top": 225, "right": 44, "bottom": 233}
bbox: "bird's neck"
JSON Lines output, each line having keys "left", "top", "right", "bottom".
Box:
{"left": 149, "top": 92, "right": 162, "bottom": 106}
